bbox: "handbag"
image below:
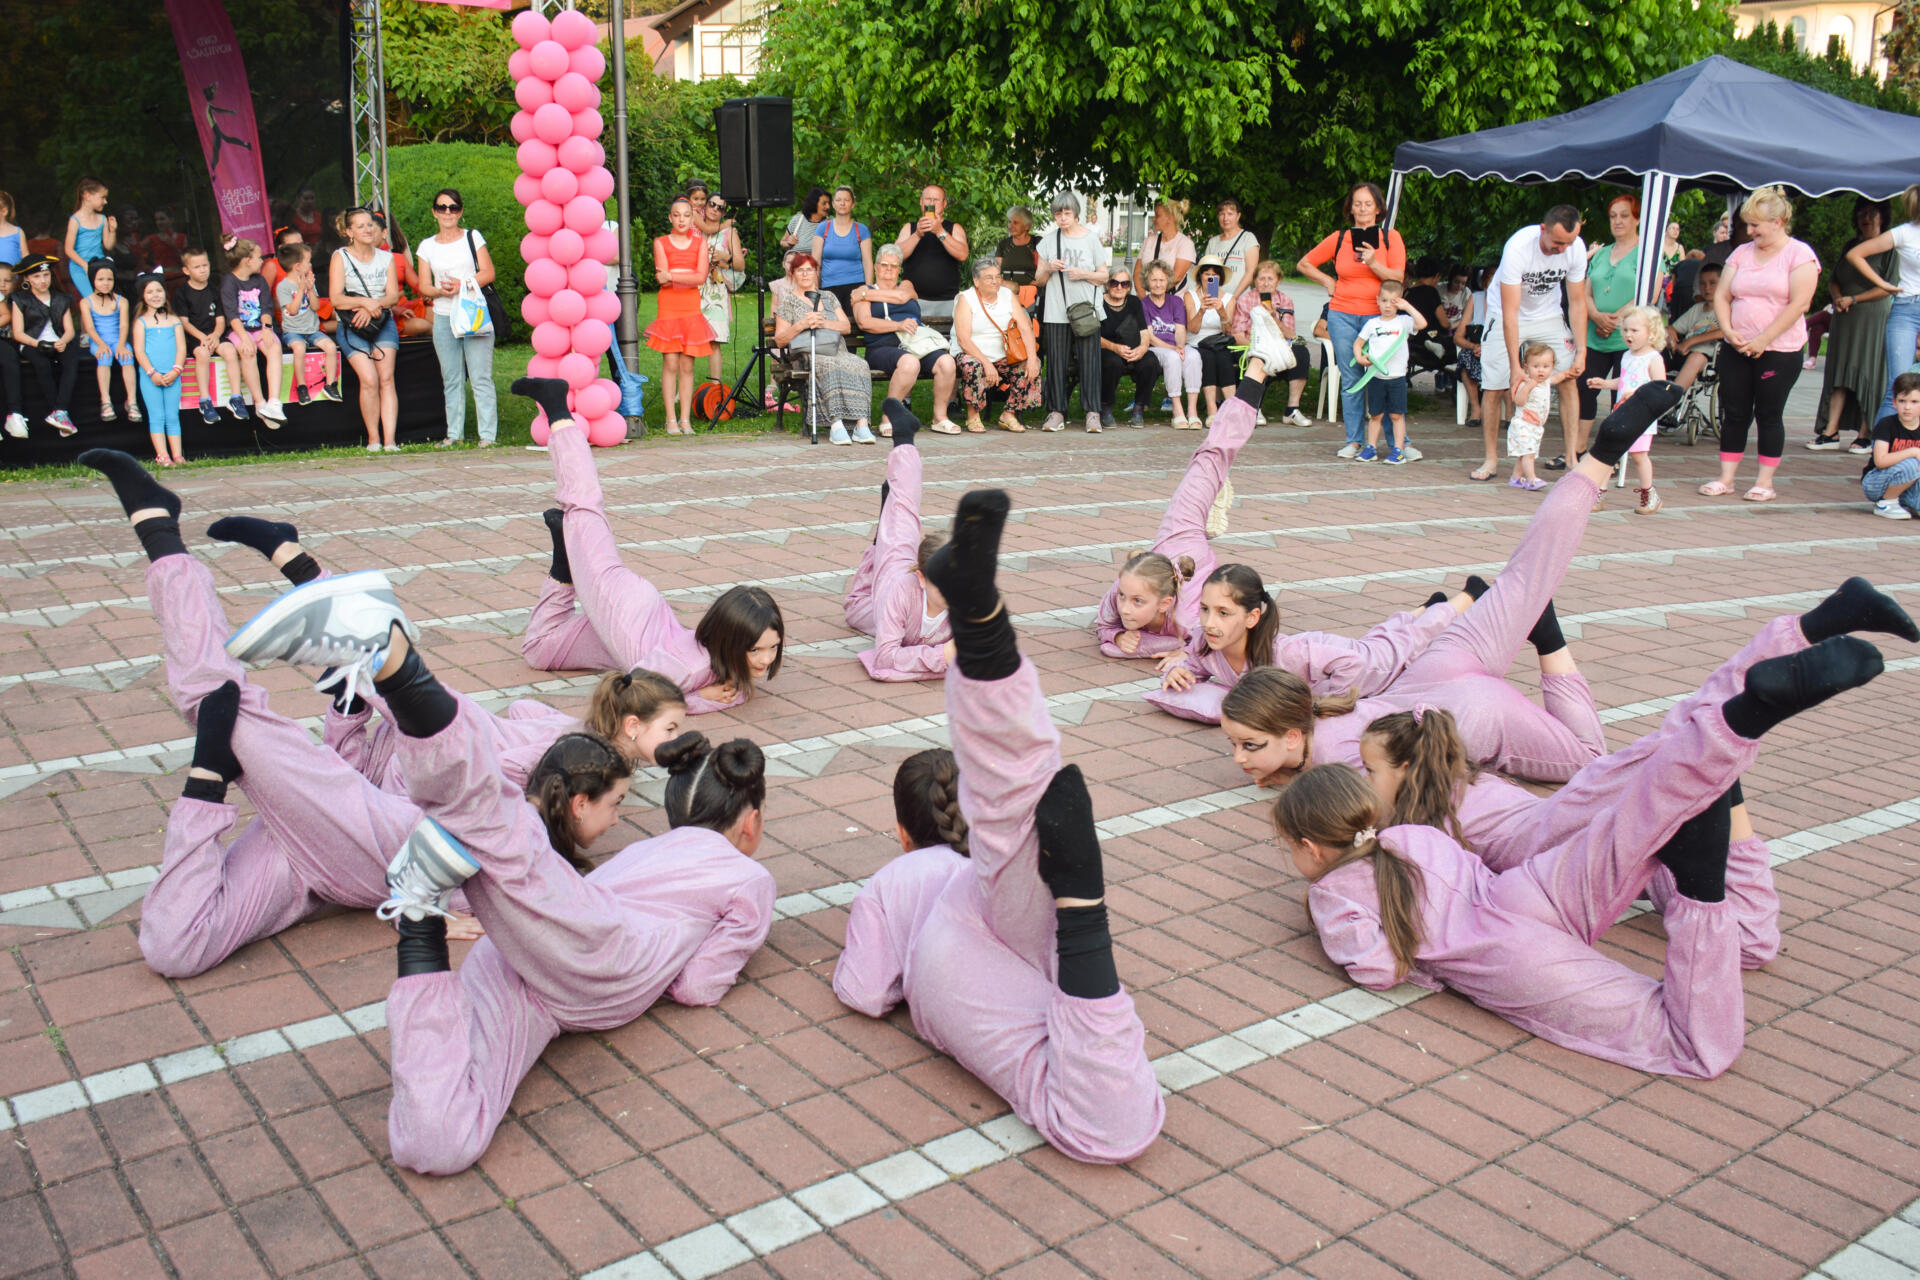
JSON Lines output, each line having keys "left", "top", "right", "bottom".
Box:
{"left": 699, "top": 280, "right": 731, "bottom": 344}
{"left": 466, "top": 230, "right": 514, "bottom": 341}
{"left": 452, "top": 277, "right": 493, "bottom": 338}
{"left": 1052, "top": 231, "right": 1102, "bottom": 338}
{"left": 340, "top": 251, "right": 391, "bottom": 334}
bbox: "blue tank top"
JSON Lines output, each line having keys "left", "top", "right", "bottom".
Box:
{"left": 141, "top": 320, "right": 178, "bottom": 374}
{"left": 0, "top": 230, "right": 22, "bottom": 267}
{"left": 864, "top": 295, "right": 921, "bottom": 351}
{"left": 72, "top": 218, "right": 105, "bottom": 263}
{"left": 88, "top": 297, "right": 121, "bottom": 347}
{"left": 819, "top": 219, "right": 868, "bottom": 288}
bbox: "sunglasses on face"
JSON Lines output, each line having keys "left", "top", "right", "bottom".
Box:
{"left": 434, "top": 202, "right": 461, "bottom": 213}
{"left": 1107, "top": 279, "right": 1131, "bottom": 289}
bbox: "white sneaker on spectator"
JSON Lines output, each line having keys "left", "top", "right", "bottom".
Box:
{"left": 1254, "top": 410, "right": 1268, "bottom": 425}
{"left": 1283, "top": 408, "right": 1311, "bottom": 427}
{"left": 1874, "top": 499, "right": 1913, "bottom": 520}
{"left": 849, "top": 419, "right": 876, "bottom": 444}
{"left": 1336, "top": 443, "right": 1360, "bottom": 459}
{"left": 828, "top": 420, "right": 852, "bottom": 445}
{"left": 1401, "top": 444, "right": 1424, "bottom": 461}
{"left": 365, "top": 443, "right": 381, "bottom": 453}
{"left": 1085, "top": 411, "right": 1103, "bottom": 433}
{"left": 2, "top": 413, "right": 25, "bottom": 439}
{"left": 382, "top": 443, "right": 400, "bottom": 452}
{"left": 1040, "top": 412, "right": 1066, "bottom": 431}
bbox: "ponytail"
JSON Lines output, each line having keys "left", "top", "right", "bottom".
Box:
{"left": 1362, "top": 707, "right": 1477, "bottom": 850}
{"left": 1205, "top": 564, "right": 1281, "bottom": 670}
{"left": 526, "top": 733, "right": 634, "bottom": 873}
{"left": 585, "top": 667, "right": 687, "bottom": 750}
{"left": 657, "top": 731, "right": 767, "bottom": 833}
{"left": 892, "top": 748, "right": 970, "bottom": 857}
{"left": 1272, "top": 764, "right": 1425, "bottom": 981}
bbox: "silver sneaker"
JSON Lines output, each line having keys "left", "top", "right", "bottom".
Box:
{"left": 378, "top": 817, "right": 479, "bottom": 922}
{"left": 1086, "top": 411, "right": 1104, "bottom": 433}
{"left": 225, "top": 571, "right": 417, "bottom": 705}
{"left": 1336, "top": 442, "right": 1361, "bottom": 459}
{"left": 1040, "top": 412, "right": 1066, "bottom": 432}
{"left": 1401, "top": 444, "right": 1424, "bottom": 462}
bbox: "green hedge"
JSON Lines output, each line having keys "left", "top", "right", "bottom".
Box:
{"left": 388, "top": 142, "right": 531, "bottom": 315}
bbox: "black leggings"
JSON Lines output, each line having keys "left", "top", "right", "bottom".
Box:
{"left": 1197, "top": 340, "right": 1237, "bottom": 391}
{"left": 20, "top": 344, "right": 78, "bottom": 414}
{"left": 1715, "top": 346, "right": 1801, "bottom": 463}
{"left": 0, "top": 340, "right": 21, "bottom": 417}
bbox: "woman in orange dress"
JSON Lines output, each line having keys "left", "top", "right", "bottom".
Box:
{"left": 647, "top": 197, "right": 714, "bottom": 435}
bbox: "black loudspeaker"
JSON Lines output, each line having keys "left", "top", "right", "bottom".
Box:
{"left": 715, "top": 96, "right": 794, "bottom": 209}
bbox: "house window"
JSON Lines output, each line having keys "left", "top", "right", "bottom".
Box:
{"left": 1789, "top": 15, "right": 1808, "bottom": 49}
{"left": 1828, "top": 14, "right": 1854, "bottom": 57}
{"left": 696, "top": 24, "right": 760, "bottom": 81}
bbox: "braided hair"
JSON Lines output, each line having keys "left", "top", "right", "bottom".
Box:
{"left": 526, "top": 732, "right": 634, "bottom": 873}
{"left": 892, "top": 748, "right": 970, "bottom": 857}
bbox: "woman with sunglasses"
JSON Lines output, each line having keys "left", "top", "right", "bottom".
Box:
{"left": 1096, "top": 268, "right": 1158, "bottom": 428}
{"left": 417, "top": 188, "right": 499, "bottom": 447}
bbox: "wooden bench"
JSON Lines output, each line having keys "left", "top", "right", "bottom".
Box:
{"left": 764, "top": 313, "right": 956, "bottom": 435}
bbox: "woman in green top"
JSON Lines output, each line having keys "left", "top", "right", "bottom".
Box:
{"left": 1577, "top": 193, "right": 1645, "bottom": 452}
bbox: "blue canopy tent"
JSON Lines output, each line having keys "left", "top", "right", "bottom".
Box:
{"left": 1385, "top": 55, "right": 1920, "bottom": 306}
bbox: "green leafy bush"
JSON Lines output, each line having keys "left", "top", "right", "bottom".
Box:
{"left": 388, "top": 142, "right": 530, "bottom": 314}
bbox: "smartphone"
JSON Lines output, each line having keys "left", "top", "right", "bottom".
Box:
{"left": 922, "top": 203, "right": 935, "bottom": 214}
{"left": 1259, "top": 291, "right": 1273, "bottom": 303}
{"left": 1352, "top": 226, "right": 1381, "bottom": 254}
{"left": 1206, "top": 278, "right": 1219, "bottom": 299}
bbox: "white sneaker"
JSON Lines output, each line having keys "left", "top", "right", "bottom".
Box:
{"left": 382, "top": 443, "right": 401, "bottom": 453}
{"left": 1284, "top": 409, "right": 1311, "bottom": 427}
{"left": 2, "top": 413, "right": 26, "bottom": 439}
{"left": 849, "top": 419, "right": 876, "bottom": 444}
{"left": 378, "top": 818, "right": 479, "bottom": 923}
{"left": 257, "top": 399, "right": 287, "bottom": 424}
{"left": 1254, "top": 410, "right": 1268, "bottom": 426}
{"left": 1040, "top": 412, "right": 1066, "bottom": 432}
{"left": 225, "top": 570, "right": 418, "bottom": 707}
{"left": 1244, "top": 307, "right": 1295, "bottom": 373}
{"left": 1336, "top": 443, "right": 1360, "bottom": 459}
{"left": 1401, "top": 444, "right": 1424, "bottom": 462}
{"left": 1206, "top": 477, "right": 1234, "bottom": 538}
{"left": 828, "top": 420, "right": 852, "bottom": 445}
{"left": 1085, "top": 411, "right": 1102, "bottom": 433}
{"left": 1873, "top": 499, "right": 1913, "bottom": 520}
{"left": 365, "top": 443, "right": 381, "bottom": 453}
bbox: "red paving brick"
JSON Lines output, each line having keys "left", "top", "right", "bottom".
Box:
{"left": 3, "top": 420, "right": 1920, "bottom": 1275}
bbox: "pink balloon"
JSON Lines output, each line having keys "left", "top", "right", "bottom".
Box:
{"left": 573, "top": 382, "right": 615, "bottom": 420}
{"left": 521, "top": 293, "right": 550, "bottom": 327}
{"left": 512, "top": 173, "right": 541, "bottom": 208}
{"left": 571, "top": 108, "right": 605, "bottom": 141}
{"left": 538, "top": 166, "right": 579, "bottom": 205}
{"left": 559, "top": 352, "right": 597, "bottom": 389}
{"left": 577, "top": 165, "right": 615, "bottom": 203}
{"left": 524, "top": 199, "right": 564, "bottom": 236}
{"left": 509, "top": 110, "right": 535, "bottom": 144}
{"left": 547, "top": 288, "right": 587, "bottom": 327}
{"left": 516, "top": 138, "right": 557, "bottom": 177}
{"left": 552, "top": 72, "right": 599, "bottom": 114}
{"left": 563, "top": 194, "right": 604, "bottom": 235}
{"left": 594, "top": 376, "right": 621, "bottom": 405}
{"left": 569, "top": 259, "right": 608, "bottom": 296}
{"left": 586, "top": 413, "right": 629, "bottom": 448}
{"left": 527, "top": 354, "right": 562, "bottom": 378}
{"left": 514, "top": 76, "right": 553, "bottom": 113}
{"left": 529, "top": 39, "right": 570, "bottom": 81}
{"left": 530, "top": 411, "right": 552, "bottom": 447}
{"left": 584, "top": 227, "right": 618, "bottom": 264}
{"left": 531, "top": 321, "right": 572, "bottom": 359}
{"left": 524, "top": 258, "right": 568, "bottom": 299}
{"left": 508, "top": 49, "right": 532, "bottom": 81}
{"left": 557, "top": 135, "right": 599, "bottom": 175}
{"left": 533, "top": 102, "right": 574, "bottom": 146}
{"left": 551, "top": 8, "right": 597, "bottom": 50}
{"left": 519, "top": 232, "right": 550, "bottom": 264}
{"left": 587, "top": 290, "right": 622, "bottom": 324}
{"left": 572, "top": 319, "right": 613, "bottom": 358}
{"left": 547, "top": 228, "right": 585, "bottom": 266}
{"left": 568, "top": 45, "right": 606, "bottom": 81}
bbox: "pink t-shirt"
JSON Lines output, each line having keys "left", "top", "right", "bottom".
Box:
{"left": 1726, "top": 237, "right": 1819, "bottom": 353}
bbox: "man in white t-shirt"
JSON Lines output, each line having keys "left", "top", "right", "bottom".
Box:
{"left": 1473, "top": 205, "right": 1589, "bottom": 480}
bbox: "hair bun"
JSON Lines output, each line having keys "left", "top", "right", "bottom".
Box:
{"left": 1175, "top": 554, "right": 1197, "bottom": 581}
{"left": 654, "top": 730, "right": 712, "bottom": 775}
{"left": 711, "top": 738, "right": 765, "bottom": 785}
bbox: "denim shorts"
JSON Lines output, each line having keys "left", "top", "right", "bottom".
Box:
{"left": 1365, "top": 374, "right": 1408, "bottom": 416}
{"left": 339, "top": 314, "right": 399, "bottom": 358}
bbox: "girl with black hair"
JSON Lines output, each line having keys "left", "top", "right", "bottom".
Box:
{"left": 516, "top": 378, "right": 785, "bottom": 712}
{"left": 844, "top": 402, "right": 955, "bottom": 680}
{"left": 833, "top": 486, "right": 1163, "bottom": 1163}
{"left": 221, "top": 571, "right": 776, "bottom": 1176}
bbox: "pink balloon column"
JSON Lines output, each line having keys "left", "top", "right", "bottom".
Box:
{"left": 510, "top": 8, "right": 626, "bottom": 445}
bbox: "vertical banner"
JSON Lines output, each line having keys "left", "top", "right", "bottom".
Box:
{"left": 164, "top": 0, "right": 272, "bottom": 245}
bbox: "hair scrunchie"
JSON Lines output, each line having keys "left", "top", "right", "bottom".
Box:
{"left": 1353, "top": 827, "right": 1377, "bottom": 847}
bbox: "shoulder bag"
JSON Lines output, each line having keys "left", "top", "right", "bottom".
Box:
{"left": 340, "top": 250, "right": 392, "bottom": 335}
{"left": 1054, "top": 231, "right": 1101, "bottom": 338}
{"left": 466, "top": 230, "right": 515, "bottom": 341}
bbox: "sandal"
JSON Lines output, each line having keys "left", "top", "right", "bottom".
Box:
{"left": 1469, "top": 465, "right": 1498, "bottom": 482}
{"left": 99, "top": 401, "right": 117, "bottom": 422}
{"left": 996, "top": 412, "right": 1026, "bottom": 433}
{"left": 930, "top": 418, "right": 962, "bottom": 435}
{"left": 1542, "top": 455, "right": 1566, "bottom": 471}
{"left": 1743, "top": 486, "right": 1776, "bottom": 503}
{"left": 964, "top": 416, "right": 986, "bottom": 434}
{"left": 1697, "top": 480, "right": 1735, "bottom": 497}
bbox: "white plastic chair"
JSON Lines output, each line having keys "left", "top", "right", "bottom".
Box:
{"left": 1317, "top": 337, "right": 1340, "bottom": 422}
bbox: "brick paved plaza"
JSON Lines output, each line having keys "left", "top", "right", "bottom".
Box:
{"left": 2, "top": 410, "right": 1919, "bottom": 1279}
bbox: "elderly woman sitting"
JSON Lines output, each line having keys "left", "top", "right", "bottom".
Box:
{"left": 952, "top": 255, "right": 1043, "bottom": 433}
{"left": 774, "top": 253, "right": 876, "bottom": 445}
{"left": 856, "top": 243, "right": 960, "bottom": 435}
{"left": 994, "top": 205, "right": 1041, "bottom": 308}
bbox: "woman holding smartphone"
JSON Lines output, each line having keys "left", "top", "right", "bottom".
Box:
{"left": 1297, "top": 181, "right": 1408, "bottom": 457}
{"left": 1230, "top": 259, "right": 1311, "bottom": 425}
{"left": 1182, "top": 255, "right": 1237, "bottom": 425}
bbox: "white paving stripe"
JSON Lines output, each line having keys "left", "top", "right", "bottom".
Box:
{"left": 1808, "top": 1198, "right": 1920, "bottom": 1279}
{"left": 0, "top": 496, "right": 1873, "bottom": 627}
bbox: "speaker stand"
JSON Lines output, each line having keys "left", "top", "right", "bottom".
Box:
{"left": 718, "top": 206, "right": 775, "bottom": 425}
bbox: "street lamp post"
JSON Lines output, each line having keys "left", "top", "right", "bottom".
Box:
{"left": 608, "top": 0, "right": 641, "bottom": 383}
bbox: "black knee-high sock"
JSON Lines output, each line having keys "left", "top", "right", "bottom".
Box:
{"left": 1234, "top": 374, "right": 1267, "bottom": 407}
{"left": 1528, "top": 600, "right": 1566, "bottom": 654}
{"left": 1055, "top": 904, "right": 1120, "bottom": 1000}
{"left": 206, "top": 517, "right": 316, "bottom": 585}
{"left": 511, "top": 376, "right": 574, "bottom": 427}
{"left": 78, "top": 448, "right": 181, "bottom": 520}
{"left": 1727, "top": 778, "right": 1745, "bottom": 809}
{"left": 542, "top": 508, "right": 571, "bottom": 584}
{"left": 1587, "top": 381, "right": 1685, "bottom": 466}
{"left": 1656, "top": 786, "right": 1734, "bottom": 903}
{"left": 1464, "top": 574, "right": 1491, "bottom": 600}
{"left": 924, "top": 490, "right": 1018, "bottom": 680}
{"left": 1423, "top": 591, "right": 1449, "bottom": 609}
{"left": 395, "top": 914, "right": 450, "bottom": 977}
{"left": 883, "top": 398, "right": 919, "bottom": 449}
{"left": 182, "top": 680, "right": 242, "bottom": 803}
{"left": 134, "top": 516, "right": 187, "bottom": 563}
{"left": 1722, "top": 636, "right": 1884, "bottom": 739}
{"left": 373, "top": 643, "right": 458, "bottom": 739}
{"left": 1800, "top": 577, "right": 1920, "bottom": 645}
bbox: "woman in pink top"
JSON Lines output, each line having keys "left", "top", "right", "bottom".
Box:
{"left": 838, "top": 488, "right": 1163, "bottom": 1163}
{"left": 1229, "top": 260, "right": 1312, "bottom": 424}
{"left": 224, "top": 578, "right": 777, "bottom": 1176}
{"left": 514, "top": 379, "right": 786, "bottom": 714}
{"left": 1701, "top": 186, "right": 1820, "bottom": 503}
{"left": 843, "top": 403, "right": 955, "bottom": 681}
{"left": 1353, "top": 577, "right": 1913, "bottom": 968}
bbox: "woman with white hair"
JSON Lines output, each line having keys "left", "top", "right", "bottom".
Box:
{"left": 1033, "top": 192, "right": 1112, "bottom": 433}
